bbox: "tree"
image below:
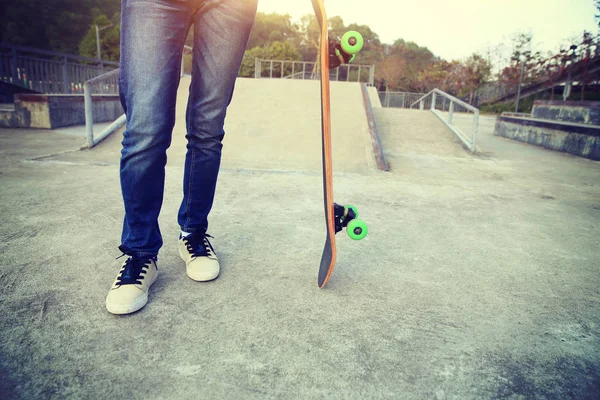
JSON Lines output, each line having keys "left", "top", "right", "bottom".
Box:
{"left": 239, "top": 41, "right": 301, "bottom": 78}
{"left": 239, "top": 47, "right": 268, "bottom": 77}
{"left": 417, "top": 60, "right": 455, "bottom": 93}
{"left": 378, "top": 39, "right": 435, "bottom": 91}
{"left": 297, "top": 13, "right": 321, "bottom": 62}
{"left": 1, "top": 0, "right": 121, "bottom": 53}
{"left": 327, "top": 16, "right": 347, "bottom": 42}
{"left": 460, "top": 54, "right": 493, "bottom": 103}
{"left": 246, "top": 12, "right": 299, "bottom": 50}
{"left": 375, "top": 56, "right": 406, "bottom": 90}
{"left": 78, "top": 14, "right": 121, "bottom": 63}
{"left": 393, "top": 39, "right": 435, "bottom": 90}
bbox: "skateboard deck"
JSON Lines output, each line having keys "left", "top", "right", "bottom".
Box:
{"left": 311, "top": 0, "right": 368, "bottom": 288}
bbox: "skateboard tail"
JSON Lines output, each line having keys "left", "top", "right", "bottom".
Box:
{"left": 318, "top": 235, "right": 334, "bottom": 287}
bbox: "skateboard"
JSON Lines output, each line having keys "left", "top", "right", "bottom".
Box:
{"left": 311, "top": 0, "right": 368, "bottom": 288}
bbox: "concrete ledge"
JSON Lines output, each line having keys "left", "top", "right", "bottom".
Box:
{"left": 532, "top": 100, "right": 600, "bottom": 126}
{"left": 367, "top": 86, "right": 382, "bottom": 108}
{"left": 495, "top": 115, "right": 600, "bottom": 160}
{"left": 360, "top": 83, "right": 389, "bottom": 171}
{"left": 0, "top": 94, "right": 123, "bottom": 129}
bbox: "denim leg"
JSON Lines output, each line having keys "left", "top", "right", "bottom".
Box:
{"left": 119, "top": 0, "right": 193, "bottom": 257}
{"left": 178, "top": 0, "right": 257, "bottom": 234}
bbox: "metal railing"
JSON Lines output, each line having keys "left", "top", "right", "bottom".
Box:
{"left": 476, "top": 34, "right": 600, "bottom": 106}
{"left": 254, "top": 58, "right": 375, "bottom": 86}
{"left": 82, "top": 45, "right": 191, "bottom": 149}
{"left": 0, "top": 43, "right": 118, "bottom": 94}
{"left": 379, "top": 91, "right": 426, "bottom": 108}
{"left": 181, "top": 45, "right": 192, "bottom": 76}
{"left": 83, "top": 46, "right": 192, "bottom": 149}
{"left": 83, "top": 69, "right": 124, "bottom": 149}
{"left": 411, "top": 89, "right": 480, "bottom": 153}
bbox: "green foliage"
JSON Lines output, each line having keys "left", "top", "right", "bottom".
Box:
{"left": 377, "top": 39, "right": 435, "bottom": 91}
{"left": 479, "top": 93, "right": 540, "bottom": 114}
{"left": 7, "top": 3, "right": 581, "bottom": 103}
{"left": 417, "top": 60, "right": 456, "bottom": 93}
{"left": 78, "top": 14, "right": 120, "bottom": 62}
{"left": 457, "top": 54, "right": 493, "bottom": 103}
{"left": 479, "top": 96, "right": 536, "bottom": 114}
{"left": 239, "top": 47, "right": 267, "bottom": 78}
{"left": 328, "top": 16, "right": 347, "bottom": 40}
{"left": 247, "top": 12, "right": 299, "bottom": 50}
{"left": 239, "top": 41, "right": 301, "bottom": 78}
{"left": 268, "top": 41, "right": 301, "bottom": 60}
{"left": 297, "top": 13, "right": 321, "bottom": 62}
{"left": 480, "top": 102, "right": 515, "bottom": 114}
{"left": 1, "top": 0, "right": 121, "bottom": 54}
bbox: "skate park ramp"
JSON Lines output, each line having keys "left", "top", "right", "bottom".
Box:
{"left": 220, "top": 78, "right": 376, "bottom": 172}
{"left": 372, "top": 107, "right": 471, "bottom": 172}
{"left": 48, "top": 77, "right": 376, "bottom": 173}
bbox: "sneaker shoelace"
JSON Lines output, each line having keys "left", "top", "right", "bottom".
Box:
{"left": 115, "top": 255, "right": 152, "bottom": 285}
{"left": 184, "top": 233, "right": 214, "bottom": 258}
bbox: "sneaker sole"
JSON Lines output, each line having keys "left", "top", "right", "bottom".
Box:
{"left": 179, "top": 249, "right": 220, "bottom": 282}
{"left": 106, "top": 292, "right": 148, "bottom": 315}
{"left": 186, "top": 269, "right": 220, "bottom": 281}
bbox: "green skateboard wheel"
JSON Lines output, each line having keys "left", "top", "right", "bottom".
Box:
{"left": 341, "top": 31, "right": 364, "bottom": 55}
{"left": 347, "top": 219, "right": 368, "bottom": 240}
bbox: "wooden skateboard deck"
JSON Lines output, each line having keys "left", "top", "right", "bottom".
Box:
{"left": 311, "top": 0, "right": 367, "bottom": 288}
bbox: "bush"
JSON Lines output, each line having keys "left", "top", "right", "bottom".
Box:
{"left": 238, "top": 41, "right": 301, "bottom": 78}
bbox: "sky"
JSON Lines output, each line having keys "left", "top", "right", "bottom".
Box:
{"left": 256, "top": 0, "right": 598, "bottom": 61}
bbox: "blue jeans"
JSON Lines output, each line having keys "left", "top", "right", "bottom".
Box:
{"left": 118, "top": 0, "right": 257, "bottom": 258}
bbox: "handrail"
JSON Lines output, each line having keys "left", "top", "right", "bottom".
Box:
{"left": 1, "top": 43, "right": 119, "bottom": 94}
{"left": 410, "top": 89, "right": 478, "bottom": 112}
{"left": 83, "top": 45, "right": 193, "bottom": 148}
{"left": 181, "top": 45, "right": 192, "bottom": 76}
{"left": 85, "top": 68, "right": 119, "bottom": 85}
{"left": 83, "top": 68, "right": 124, "bottom": 149}
{"left": 410, "top": 88, "right": 480, "bottom": 153}
{"left": 410, "top": 89, "right": 434, "bottom": 108}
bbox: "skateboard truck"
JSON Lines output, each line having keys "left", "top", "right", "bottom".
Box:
{"left": 333, "top": 203, "right": 368, "bottom": 240}
{"left": 328, "top": 31, "right": 364, "bottom": 69}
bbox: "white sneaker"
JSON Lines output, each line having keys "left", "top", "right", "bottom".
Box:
{"left": 178, "top": 233, "right": 220, "bottom": 281}
{"left": 106, "top": 255, "right": 158, "bottom": 314}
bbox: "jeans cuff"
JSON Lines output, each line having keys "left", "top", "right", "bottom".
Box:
{"left": 118, "top": 245, "right": 158, "bottom": 260}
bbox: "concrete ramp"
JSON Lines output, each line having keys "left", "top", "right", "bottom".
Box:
{"left": 62, "top": 77, "right": 376, "bottom": 173}
{"left": 373, "top": 108, "right": 469, "bottom": 169}
{"left": 214, "top": 78, "right": 374, "bottom": 173}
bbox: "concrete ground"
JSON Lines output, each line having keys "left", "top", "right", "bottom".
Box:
{"left": 1, "top": 79, "right": 600, "bottom": 399}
